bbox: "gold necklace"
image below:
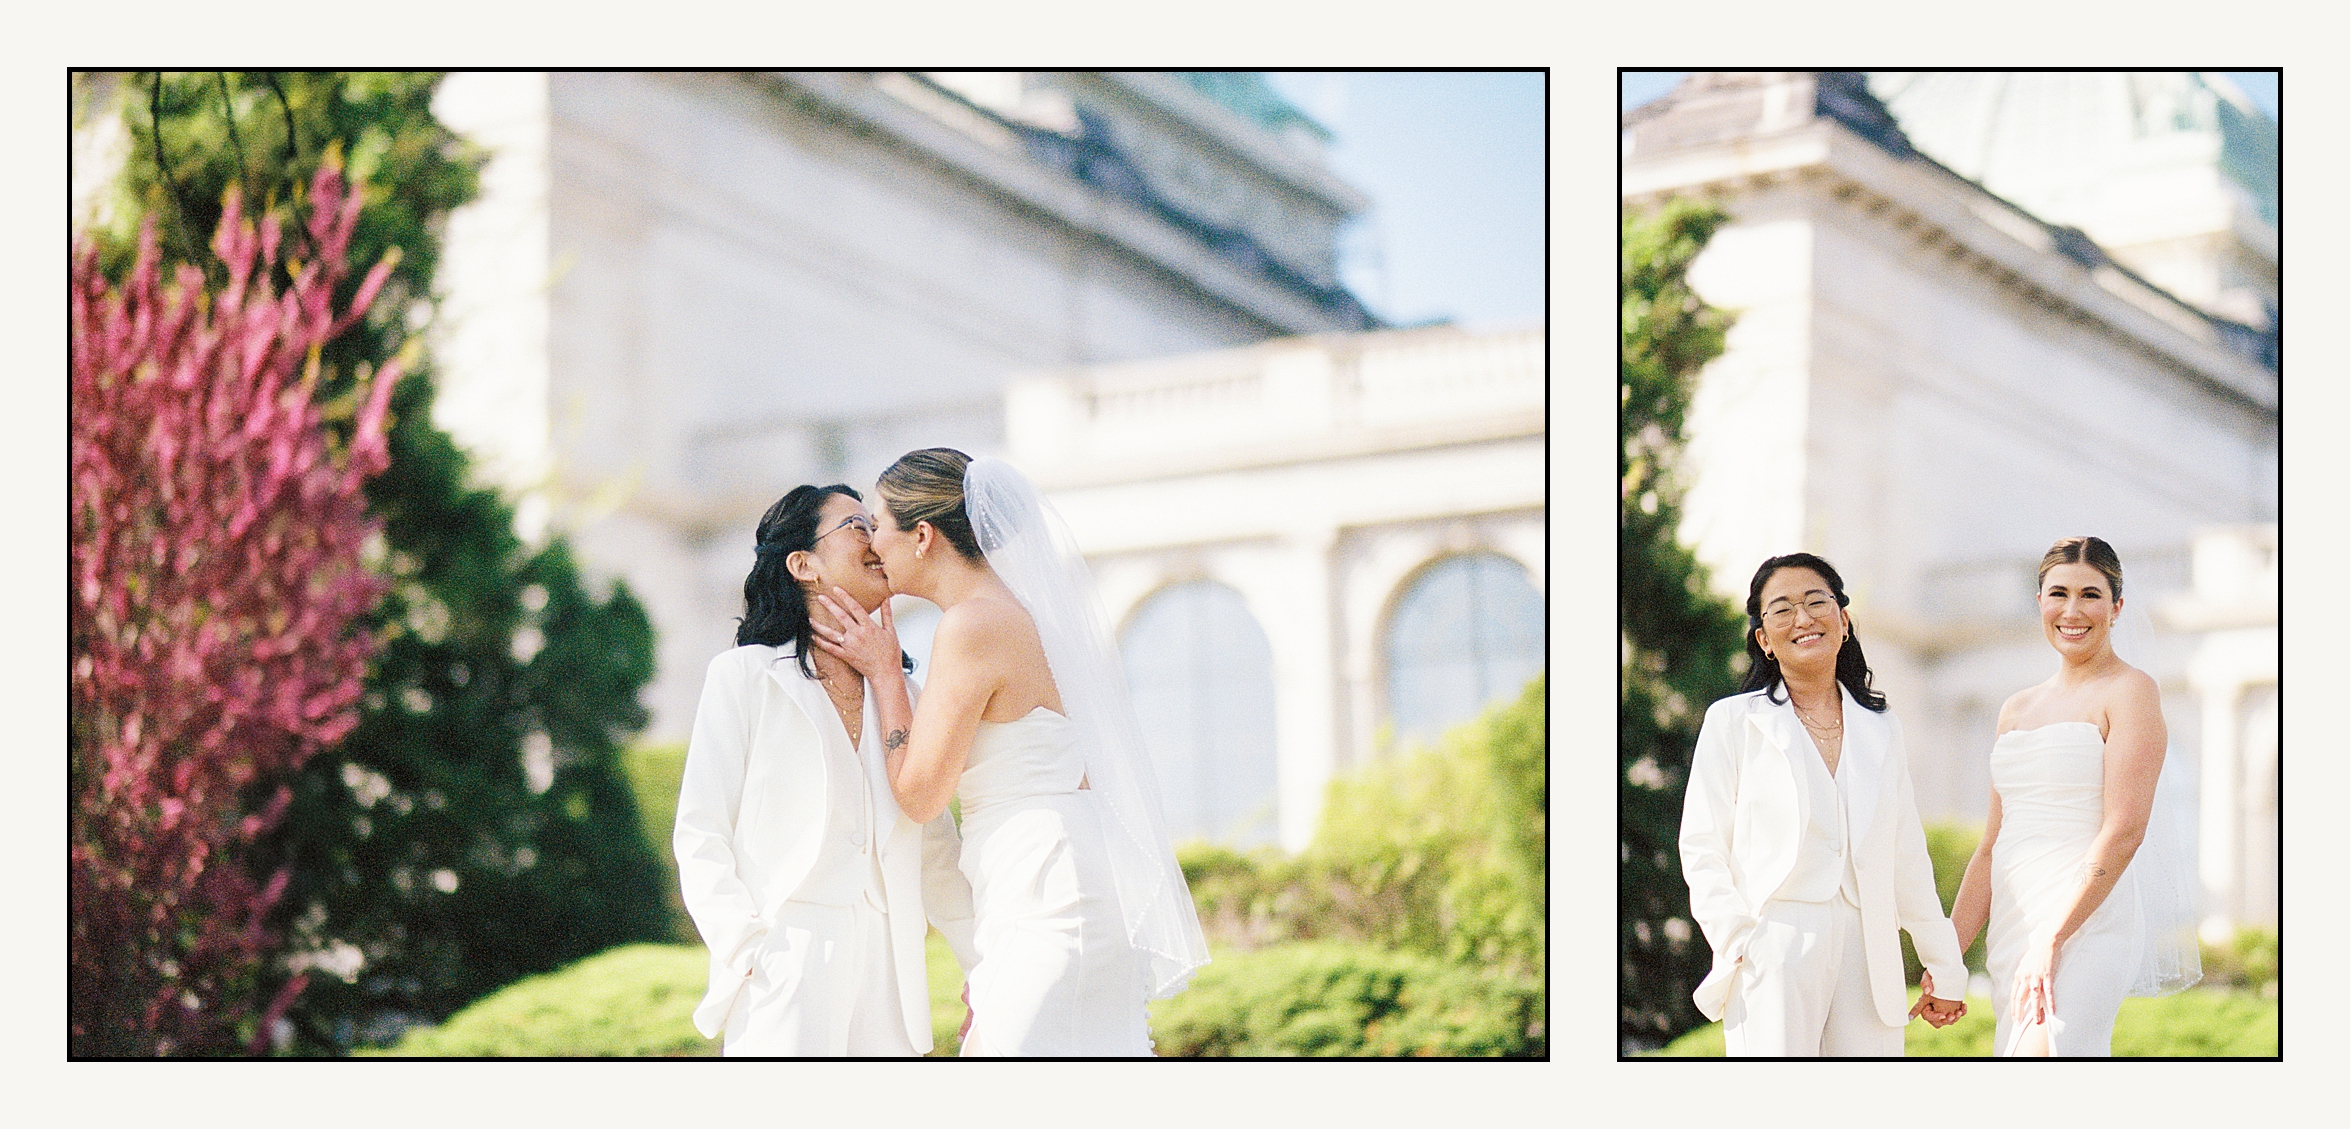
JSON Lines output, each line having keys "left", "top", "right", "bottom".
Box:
{"left": 813, "top": 660, "right": 864, "bottom": 736}
{"left": 1793, "top": 696, "right": 1843, "bottom": 734}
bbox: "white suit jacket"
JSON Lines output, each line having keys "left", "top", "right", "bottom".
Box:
{"left": 1678, "top": 685, "right": 1967, "bottom": 1026}
{"left": 673, "top": 644, "right": 980, "bottom": 1047}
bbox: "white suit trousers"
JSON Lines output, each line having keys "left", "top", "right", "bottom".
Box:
{"left": 721, "top": 899, "right": 917, "bottom": 1057}
{"left": 1723, "top": 897, "right": 1903, "bottom": 1057}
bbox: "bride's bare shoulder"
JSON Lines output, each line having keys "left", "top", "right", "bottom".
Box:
{"left": 937, "top": 593, "right": 1038, "bottom": 645}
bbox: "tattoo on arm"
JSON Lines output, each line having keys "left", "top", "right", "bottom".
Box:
{"left": 884, "top": 729, "right": 907, "bottom": 752}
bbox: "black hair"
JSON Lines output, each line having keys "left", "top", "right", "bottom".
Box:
{"left": 736, "top": 484, "right": 912, "bottom": 679}
{"left": 1736, "top": 551, "right": 1888, "bottom": 713}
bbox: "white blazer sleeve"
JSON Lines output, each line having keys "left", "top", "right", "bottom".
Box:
{"left": 1887, "top": 714, "right": 1968, "bottom": 996}
{"left": 921, "top": 812, "right": 980, "bottom": 971}
{"left": 673, "top": 650, "right": 767, "bottom": 981}
{"left": 1679, "top": 699, "right": 1757, "bottom": 976}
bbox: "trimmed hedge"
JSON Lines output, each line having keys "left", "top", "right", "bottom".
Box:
{"left": 370, "top": 933, "right": 971, "bottom": 1057}
{"left": 365, "top": 943, "right": 712, "bottom": 1057}
{"left": 1148, "top": 942, "right": 1544, "bottom": 1057}
{"left": 1651, "top": 987, "right": 2278, "bottom": 1057}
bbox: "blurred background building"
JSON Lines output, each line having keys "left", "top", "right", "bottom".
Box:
{"left": 428, "top": 72, "right": 1545, "bottom": 852}
{"left": 1623, "top": 72, "right": 2277, "bottom": 936}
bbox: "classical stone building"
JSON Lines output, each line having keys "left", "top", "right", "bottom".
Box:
{"left": 426, "top": 72, "right": 1380, "bottom": 755}
{"left": 1001, "top": 323, "right": 1545, "bottom": 850}
{"left": 1624, "top": 72, "right": 2278, "bottom": 934}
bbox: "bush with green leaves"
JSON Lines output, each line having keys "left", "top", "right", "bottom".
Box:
{"left": 1148, "top": 942, "right": 1543, "bottom": 1057}
{"left": 373, "top": 933, "right": 972, "bottom": 1057}
{"left": 1618, "top": 197, "right": 1746, "bottom": 1048}
{"left": 1177, "top": 672, "right": 1545, "bottom": 980}
{"left": 88, "top": 71, "right": 671, "bottom": 1052}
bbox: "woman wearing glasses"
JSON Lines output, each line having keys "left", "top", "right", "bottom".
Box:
{"left": 672, "top": 484, "right": 980, "bottom": 1055}
{"left": 1679, "top": 552, "right": 1969, "bottom": 1055}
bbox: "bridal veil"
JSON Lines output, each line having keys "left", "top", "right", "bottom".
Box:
{"left": 963, "top": 456, "right": 1211, "bottom": 999}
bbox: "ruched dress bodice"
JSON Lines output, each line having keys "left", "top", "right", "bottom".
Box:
{"left": 952, "top": 708, "right": 1150, "bottom": 1055}
{"left": 959, "top": 707, "right": 1088, "bottom": 814}
{"left": 1985, "top": 722, "right": 2141, "bottom": 1056}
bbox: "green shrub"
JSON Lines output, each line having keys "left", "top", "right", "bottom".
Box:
{"left": 1176, "top": 673, "right": 1546, "bottom": 980}
{"left": 366, "top": 943, "right": 712, "bottom": 1057}
{"left": 371, "top": 932, "right": 972, "bottom": 1057}
{"left": 1148, "top": 942, "right": 1543, "bottom": 1057}
{"left": 1651, "top": 986, "right": 2277, "bottom": 1058}
{"left": 621, "top": 743, "right": 696, "bottom": 942}
{"left": 2199, "top": 925, "right": 2278, "bottom": 997}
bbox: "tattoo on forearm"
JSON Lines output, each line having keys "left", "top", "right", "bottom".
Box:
{"left": 2081, "top": 864, "right": 2108, "bottom": 881}
{"left": 884, "top": 729, "right": 907, "bottom": 751}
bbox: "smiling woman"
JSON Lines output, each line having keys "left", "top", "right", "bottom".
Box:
{"left": 1675, "top": 551, "right": 1969, "bottom": 1056}
{"left": 1947, "top": 535, "right": 2201, "bottom": 1058}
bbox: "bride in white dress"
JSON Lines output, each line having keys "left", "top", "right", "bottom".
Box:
{"left": 1949, "top": 536, "right": 2199, "bottom": 1056}
{"left": 815, "top": 448, "right": 1208, "bottom": 1055}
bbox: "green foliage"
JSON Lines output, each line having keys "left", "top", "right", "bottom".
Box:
{"left": 1619, "top": 197, "right": 1747, "bottom": 1047}
{"left": 620, "top": 743, "right": 696, "bottom": 943}
{"left": 1148, "top": 942, "right": 1542, "bottom": 1057}
{"left": 2199, "top": 925, "right": 2279, "bottom": 997}
{"left": 1897, "top": 821, "right": 1988, "bottom": 983}
{"left": 1651, "top": 987, "right": 2277, "bottom": 1058}
{"left": 925, "top": 929, "right": 967, "bottom": 1057}
{"left": 93, "top": 72, "right": 670, "bottom": 1052}
{"left": 1175, "top": 673, "right": 1545, "bottom": 981}
{"left": 366, "top": 943, "right": 711, "bottom": 1057}
{"left": 372, "top": 932, "right": 969, "bottom": 1057}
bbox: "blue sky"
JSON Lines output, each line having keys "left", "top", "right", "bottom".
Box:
{"left": 1619, "top": 70, "right": 2280, "bottom": 120}
{"left": 1265, "top": 72, "right": 1545, "bottom": 330}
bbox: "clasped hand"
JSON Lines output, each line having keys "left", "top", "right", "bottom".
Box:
{"left": 1908, "top": 971, "right": 1967, "bottom": 1028}
{"left": 813, "top": 587, "right": 900, "bottom": 679}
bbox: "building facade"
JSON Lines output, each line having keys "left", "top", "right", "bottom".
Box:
{"left": 1624, "top": 72, "right": 2278, "bottom": 934}
{"left": 427, "top": 71, "right": 1380, "bottom": 748}
{"left": 1003, "top": 324, "right": 1546, "bottom": 851}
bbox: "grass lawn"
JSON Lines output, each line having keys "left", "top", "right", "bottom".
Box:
{"left": 1650, "top": 986, "right": 2277, "bottom": 1057}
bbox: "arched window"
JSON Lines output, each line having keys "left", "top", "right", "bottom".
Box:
{"left": 1383, "top": 552, "right": 1544, "bottom": 747}
{"left": 1117, "top": 581, "right": 1279, "bottom": 847}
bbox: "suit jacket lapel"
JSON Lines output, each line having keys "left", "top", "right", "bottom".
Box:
{"left": 1751, "top": 696, "right": 1810, "bottom": 834}
{"left": 764, "top": 646, "right": 842, "bottom": 765}
{"left": 1840, "top": 684, "right": 1886, "bottom": 848}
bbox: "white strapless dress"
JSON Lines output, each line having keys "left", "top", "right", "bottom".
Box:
{"left": 1986, "top": 722, "right": 2142, "bottom": 1057}
{"left": 955, "top": 707, "right": 1153, "bottom": 1056}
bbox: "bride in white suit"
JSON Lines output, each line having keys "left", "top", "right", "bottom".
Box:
{"left": 673, "top": 484, "right": 980, "bottom": 1056}
{"left": 817, "top": 448, "right": 1208, "bottom": 1056}
{"left": 1679, "top": 552, "right": 1968, "bottom": 1055}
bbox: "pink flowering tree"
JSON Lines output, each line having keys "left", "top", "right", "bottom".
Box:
{"left": 71, "top": 165, "right": 402, "bottom": 1056}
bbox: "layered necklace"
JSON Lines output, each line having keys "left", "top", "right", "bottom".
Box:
{"left": 1793, "top": 690, "right": 1843, "bottom": 767}
{"left": 812, "top": 654, "right": 865, "bottom": 742}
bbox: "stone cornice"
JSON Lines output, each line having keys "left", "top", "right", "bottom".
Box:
{"left": 1088, "top": 72, "right": 1369, "bottom": 215}
{"left": 1626, "top": 118, "right": 2279, "bottom": 418}
{"left": 755, "top": 71, "right": 1361, "bottom": 336}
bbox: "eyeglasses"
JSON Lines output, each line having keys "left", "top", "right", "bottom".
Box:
{"left": 1761, "top": 596, "right": 1838, "bottom": 627}
{"left": 815, "top": 514, "right": 875, "bottom": 545}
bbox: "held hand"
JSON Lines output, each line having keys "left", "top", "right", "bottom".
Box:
{"left": 2009, "top": 931, "right": 2060, "bottom": 1029}
{"left": 1908, "top": 971, "right": 1967, "bottom": 1028}
{"left": 960, "top": 984, "right": 974, "bottom": 1041}
{"left": 812, "top": 587, "right": 900, "bottom": 680}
